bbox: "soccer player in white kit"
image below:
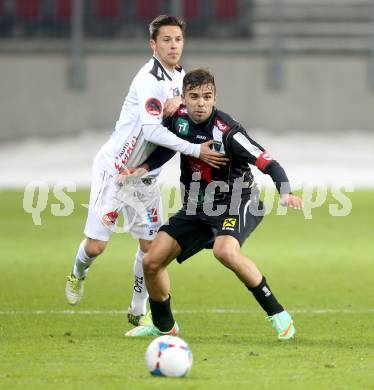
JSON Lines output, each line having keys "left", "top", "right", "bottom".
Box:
{"left": 65, "top": 15, "right": 226, "bottom": 326}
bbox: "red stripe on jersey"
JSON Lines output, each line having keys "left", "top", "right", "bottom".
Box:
{"left": 256, "top": 151, "right": 273, "bottom": 171}
{"left": 187, "top": 157, "right": 212, "bottom": 183}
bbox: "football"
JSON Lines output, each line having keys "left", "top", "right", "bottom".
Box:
{"left": 145, "top": 335, "right": 193, "bottom": 377}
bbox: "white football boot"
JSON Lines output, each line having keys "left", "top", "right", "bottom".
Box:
{"left": 65, "top": 274, "right": 84, "bottom": 305}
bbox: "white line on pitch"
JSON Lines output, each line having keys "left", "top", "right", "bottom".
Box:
{"left": 0, "top": 308, "right": 373, "bottom": 315}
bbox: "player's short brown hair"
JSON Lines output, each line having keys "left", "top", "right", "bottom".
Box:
{"left": 149, "top": 15, "right": 186, "bottom": 41}
{"left": 183, "top": 69, "right": 216, "bottom": 94}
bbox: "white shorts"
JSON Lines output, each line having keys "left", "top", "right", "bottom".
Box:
{"left": 84, "top": 166, "right": 163, "bottom": 242}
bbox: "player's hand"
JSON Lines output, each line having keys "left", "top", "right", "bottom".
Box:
{"left": 116, "top": 166, "right": 149, "bottom": 185}
{"left": 163, "top": 97, "right": 182, "bottom": 119}
{"left": 280, "top": 194, "right": 303, "bottom": 209}
{"left": 199, "top": 140, "right": 229, "bottom": 169}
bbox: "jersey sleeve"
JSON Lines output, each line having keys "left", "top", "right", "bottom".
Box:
{"left": 143, "top": 114, "right": 179, "bottom": 170}
{"left": 228, "top": 126, "right": 271, "bottom": 169}
{"left": 142, "top": 124, "right": 200, "bottom": 157}
{"left": 228, "top": 127, "right": 292, "bottom": 194}
{"left": 136, "top": 75, "right": 167, "bottom": 125}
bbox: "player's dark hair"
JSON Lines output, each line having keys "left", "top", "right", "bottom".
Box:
{"left": 183, "top": 69, "right": 216, "bottom": 94}
{"left": 149, "top": 15, "right": 186, "bottom": 41}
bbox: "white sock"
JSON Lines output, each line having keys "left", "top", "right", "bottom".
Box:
{"left": 72, "top": 240, "right": 97, "bottom": 279}
{"left": 130, "top": 247, "right": 149, "bottom": 316}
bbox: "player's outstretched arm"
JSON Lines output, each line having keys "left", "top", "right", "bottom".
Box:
{"left": 228, "top": 128, "right": 302, "bottom": 208}
{"left": 280, "top": 193, "right": 303, "bottom": 209}
{"left": 143, "top": 123, "right": 200, "bottom": 157}
{"left": 262, "top": 161, "right": 303, "bottom": 209}
{"left": 142, "top": 124, "right": 228, "bottom": 168}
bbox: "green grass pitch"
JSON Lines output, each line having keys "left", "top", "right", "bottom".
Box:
{"left": 1, "top": 189, "right": 373, "bottom": 389}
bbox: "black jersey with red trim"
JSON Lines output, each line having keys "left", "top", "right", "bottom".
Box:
{"left": 145, "top": 105, "right": 291, "bottom": 207}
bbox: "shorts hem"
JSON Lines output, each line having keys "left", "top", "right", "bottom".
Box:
{"left": 158, "top": 225, "right": 182, "bottom": 245}
{"left": 84, "top": 230, "right": 111, "bottom": 242}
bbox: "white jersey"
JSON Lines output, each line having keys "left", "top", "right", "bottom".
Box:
{"left": 95, "top": 56, "right": 197, "bottom": 177}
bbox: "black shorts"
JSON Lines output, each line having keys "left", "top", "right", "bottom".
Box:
{"left": 159, "top": 191, "right": 265, "bottom": 263}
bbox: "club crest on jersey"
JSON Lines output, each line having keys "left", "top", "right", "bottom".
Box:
{"left": 145, "top": 98, "right": 162, "bottom": 116}
{"left": 178, "top": 106, "right": 188, "bottom": 115}
{"left": 222, "top": 218, "right": 237, "bottom": 230}
{"left": 214, "top": 118, "right": 229, "bottom": 133}
{"left": 176, "top": 118, "right": 189, "bottom": 136}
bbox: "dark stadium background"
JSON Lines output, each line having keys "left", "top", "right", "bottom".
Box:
{"left": 1, "top": 2, "right": 373, "bottom": 389}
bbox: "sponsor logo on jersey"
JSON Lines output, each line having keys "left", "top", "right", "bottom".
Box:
{"left": 222, "top": 218, "right": 237, "bottom": 230}
{"left": 114, "top": 135, "right": 138, "bottom": 172}
{"left": 233, "top": 132, "right": 261, "bottom": 157}
{"left": 196, "top": 134, "right": 207, "bottom": 140}
{"left": 102, "top": 211, "right": 119, "bottom": 226}
{"left": 146, "top": 207, "right": 158, "bottom": 223}
{"left": 171, "top": 87, "right": 180, "bottom": 97}
{"left": 145, "top": 98, "right": 162, "bottom": 116}
{"left": 176, "top": 118, "right": 189, "bottom": 136}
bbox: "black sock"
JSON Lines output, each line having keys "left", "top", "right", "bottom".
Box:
{"left": 149, "top": 295, "right": 175, "bottom": 332}
{"left": 247, "top": 276, "right": 284, "bottom": 316}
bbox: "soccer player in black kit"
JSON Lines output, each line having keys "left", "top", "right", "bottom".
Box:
{"left": 125, "top": 69, "right": 303, "bottom": 340}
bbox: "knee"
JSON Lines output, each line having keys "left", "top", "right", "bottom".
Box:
{"left": 139, "top": 239, "right": 152, "bottom": 253}
{"left": 85, "top": 239, "right": 107, "bottom": 257}
{"left": 213, "top": 243, "right": 240, "bottom": 270}
{"left": 143, "top": 252, "right": 162, "bottom": 276}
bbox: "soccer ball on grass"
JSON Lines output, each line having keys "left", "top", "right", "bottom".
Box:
{"left": 145, "top": 335, "right": 193, "bottom": 377}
